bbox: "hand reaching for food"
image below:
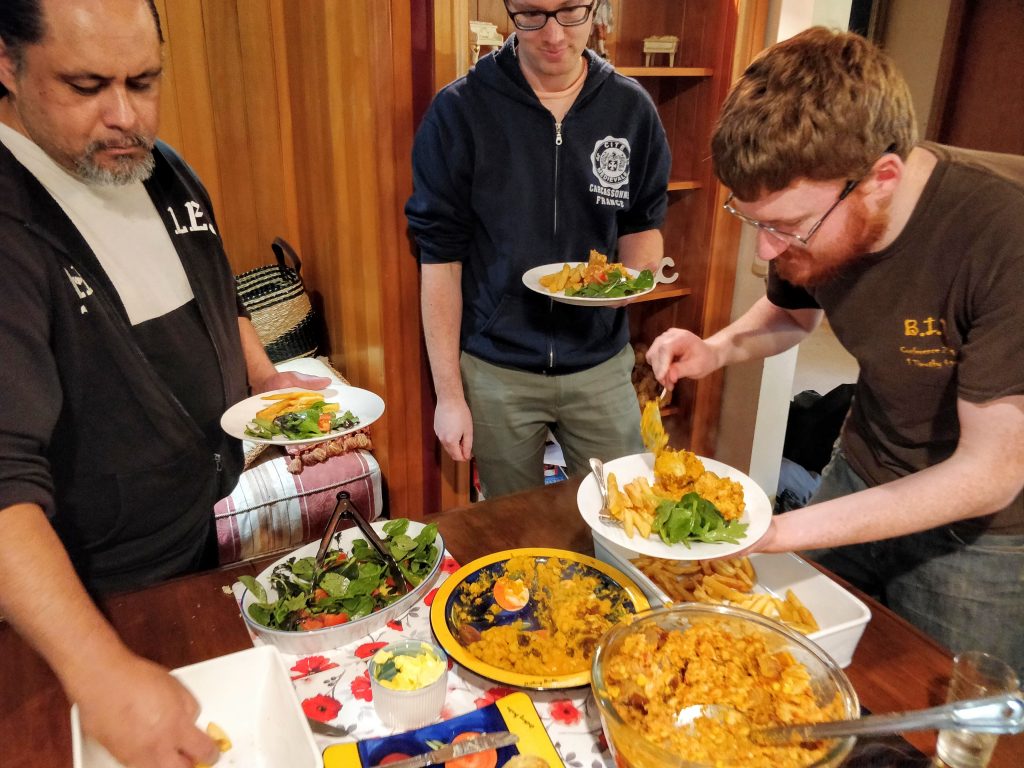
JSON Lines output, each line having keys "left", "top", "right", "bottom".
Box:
{"left": 645, "top": 327, "right": 720, "bottom": 386}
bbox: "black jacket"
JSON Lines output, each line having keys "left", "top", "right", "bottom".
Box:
{"left": 406, "top": 38, "right": 671, "bottom": 374}
{"left": 0, "top": 140, "right": 247, "bottom": 593}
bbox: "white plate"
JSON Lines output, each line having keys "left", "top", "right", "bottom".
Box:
{"left": 522, "top": 262, "right": 657, "bottom": 306}
{"left": 577, "top": 452, "right": 772, "bottom": 560}
{"left": 72, "top": 645, "right": 320, "bottom": 768}
{"left": 220, "top": 385, "right": 384, "bottom": 446}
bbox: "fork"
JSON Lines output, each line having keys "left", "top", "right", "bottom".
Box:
{"left": 589, "top": 457, "right": 623, "bottom": 529}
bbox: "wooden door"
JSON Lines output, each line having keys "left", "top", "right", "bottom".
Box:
{"left": 930, "top": 0, "right": 1024, "bottom": 153}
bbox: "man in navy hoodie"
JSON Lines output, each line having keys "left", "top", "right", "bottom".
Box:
{"left": 407, "top": 0, "right": 671, "bottom": 498}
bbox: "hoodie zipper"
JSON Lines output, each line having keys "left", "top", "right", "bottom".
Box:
{"left": 549, "top": 119, "right": 564, "bottom": 371}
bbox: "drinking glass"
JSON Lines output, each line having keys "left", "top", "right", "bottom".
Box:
{"left": 936, "top": 651, "right": 1020, "bottom": 768}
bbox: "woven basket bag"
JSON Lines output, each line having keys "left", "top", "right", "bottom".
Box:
{"left": 235, "top": 237, "right": 320, "bottom": 363}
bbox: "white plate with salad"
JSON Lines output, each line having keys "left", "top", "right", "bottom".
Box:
{"left": 576, "top": 452, "right": 772, "bottom": 560}
{"left": 220, "top": 385, "right": 384, "bottom": 446}
{"left": 522, "top": 261, "right": 657, "bottom": 306}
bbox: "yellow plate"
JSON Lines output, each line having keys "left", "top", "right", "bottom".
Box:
{"left": 429, "top": 547, "right": 650, "bottom": 689}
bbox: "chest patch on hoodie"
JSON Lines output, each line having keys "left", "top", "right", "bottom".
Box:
{"left": 589, "top": 136, "right": 631, "bottom": 208}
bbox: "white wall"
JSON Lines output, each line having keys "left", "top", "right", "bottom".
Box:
{"left": 882, "top": 0, "right": 952, "bottom": 136}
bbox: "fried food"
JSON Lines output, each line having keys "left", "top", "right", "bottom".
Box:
{"left": 602, "top": 621, "right": 842, "bottom": 768}
{"left": 195, "top": 722, "right": 231, "bottom": 767}
{"left": 633, "top": 555, "right": 819, "bottom": 634}
{"left": 538, "top": 249, "right": 629, "bottom": 294}
{"left": 640, "top": 400, "right": 668, "bottom": 457}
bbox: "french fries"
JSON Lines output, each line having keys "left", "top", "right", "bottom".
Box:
{"left": 633, "top": 555, "right": 820, "bottom": 634}
{"left": 254, "top": 390, "right": 327, "bottom": 422}
{"left": 537, "top": 249, "right": 628, "bottom": 294}
{"left": 195, "top": 722, "right": 231, "bottom": 767}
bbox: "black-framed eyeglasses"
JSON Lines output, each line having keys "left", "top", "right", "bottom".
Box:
{"left": 504, "top": 2, "right": 596, "bottom": 31}
{"left": 723, "top": 179, "right": 859, "bottom": 247}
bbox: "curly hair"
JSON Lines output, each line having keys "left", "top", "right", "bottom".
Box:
{"left": 711, "top": 27, "right": 917, "bottom": 201}
{"left": 1, "top": 0, "right": 164, "bottom": 98}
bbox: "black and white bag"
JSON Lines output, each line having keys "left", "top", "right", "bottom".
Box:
{"left": 235, "top": 237, "right": 320, "bottom": 363}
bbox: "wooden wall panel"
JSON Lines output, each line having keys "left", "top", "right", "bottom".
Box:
{"left": 156, "top": 1, "right": 429, "bottom": 519}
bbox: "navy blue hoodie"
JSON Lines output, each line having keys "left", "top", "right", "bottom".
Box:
{"left": 407, "top": 37, "right": 670, "bottom": 374}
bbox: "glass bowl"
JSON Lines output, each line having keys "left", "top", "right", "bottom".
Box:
{"left": 368, "top": 640, "right": 449, "bottom": 730}
{"left": 591, "top": 603, "right": 859, "bottom": 768}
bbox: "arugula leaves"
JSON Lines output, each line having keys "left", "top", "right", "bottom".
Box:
{"left": 653, "top": 492, "right": 748, "bottom": 548}
{"left": 239, "top": 520, "right": 440, "bottom": 631}
{"left": 243, "top": 403, "right": 360, "bottom": 440}
{"left": 566, "top": 268, "right": 655, "bottom": 298}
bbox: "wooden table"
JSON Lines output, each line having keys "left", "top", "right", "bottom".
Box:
{"left": 2, "top": 478, "right": 1020, "bottom": 767}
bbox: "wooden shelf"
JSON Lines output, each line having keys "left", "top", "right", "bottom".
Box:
{"left": 632, "top": 282, "right": 692, "bottom": 304}
{"left": 667, "top": 180, "right": 702, "bottom": 191}
{"left": 617, "top": 66, "right": 714, "bottom": 78}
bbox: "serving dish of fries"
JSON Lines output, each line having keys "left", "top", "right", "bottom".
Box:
{"left": 594, "top": 534, "right": 872, "bottom": 668}
{"left": 220, "top": 385, "right": 384, "bottom": 446}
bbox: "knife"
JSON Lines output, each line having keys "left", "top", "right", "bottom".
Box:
{"left": 369, "top": 731, "right": 519, "bottom": 768}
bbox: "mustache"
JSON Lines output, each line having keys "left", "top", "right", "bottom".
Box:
{"left": 85, "top": 134, "right": 155, "bottom": 153}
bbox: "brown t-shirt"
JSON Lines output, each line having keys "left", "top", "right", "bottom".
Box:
{"left": 768, "top": 143, "right": 1024, "bottom": 533}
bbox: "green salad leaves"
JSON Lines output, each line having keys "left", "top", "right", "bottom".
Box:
{"left": 566, "top": 267, "right": 655, "bottom": 298}
{"left": 653, "top": 493, "right": 748, "bottom": 548}
{"left": 239, "top": 519, "right": 439, "bottom": 631}
{"left": 244, "top": 403, "right": 359, "bottom": 440}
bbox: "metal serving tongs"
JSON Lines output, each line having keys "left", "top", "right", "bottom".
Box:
{"left": 751, "top": 693, "right": 1024, "bottom": 745}
{"left": 315, "top": 491, "right": 408, "bottom": 595}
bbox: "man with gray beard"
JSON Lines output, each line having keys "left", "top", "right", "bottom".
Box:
{"left": 0, "top": 1, "right": 326, "bottom": 765}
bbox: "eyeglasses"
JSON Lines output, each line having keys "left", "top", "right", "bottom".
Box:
{"left": 505, "top": 2, "right": 596, "bottom": 31}
{"left": 723, "top": 179, "right": 859, "bottom": 247}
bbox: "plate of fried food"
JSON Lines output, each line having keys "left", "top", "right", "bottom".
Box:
{"left": 522, "top": 249, "right": 656, "bottom": 306}
{"left": 578, "top": 403, "right": 772, "bottom": 559}
{"left": 220, "top": 386, "right": 384, "bottom": 446}
{"left": 429, "top": 548, "right": 649, "bottom": 689}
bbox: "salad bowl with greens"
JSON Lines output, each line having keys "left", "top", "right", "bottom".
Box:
{"left": 238, "top": 519, "right": 444, "bottom": 654}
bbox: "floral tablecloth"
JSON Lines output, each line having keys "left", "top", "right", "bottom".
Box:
{"left": 234, "top": 553, "right": 612, "bottom": 768}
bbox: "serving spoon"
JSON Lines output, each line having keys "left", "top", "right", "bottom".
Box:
{"left": 676, "top": 693, "right": 1024, "bottom": 745}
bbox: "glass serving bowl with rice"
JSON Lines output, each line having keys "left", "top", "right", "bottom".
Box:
{"left": 591, "top": 603, "right": 859, "bottom": 768}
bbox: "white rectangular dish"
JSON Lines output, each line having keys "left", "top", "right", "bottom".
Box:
{"left": 593, "top": 531, "right": 871, "bottom": 668}
{"left": 71, "top": 645, "right": 320, "bottom": 768}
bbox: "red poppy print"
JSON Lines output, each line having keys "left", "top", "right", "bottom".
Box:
{"left": 473, "top": 686, "right": 517, "bottom": 709}
{"left": 424, "top": 587, "right": 439, "bottom": 606}
{"left": 354, "top": 641, "right": 388, "bottom": 659}
{"left": 351, "top": 670, "right": 373, "bottom": 702}
{"left": 441, "top": 556, "right": 460, "bottom": 574}
{"left": 289, "top": 655, "right": 339, "bottom": 680}
{"left": 549, "top": 699, "right": 581, "bottom": 726}
{"left": 302, "top": 694, "right": 342, "bottom": 722}
{"left": 387, "top": 619, "right": 404, "bottom": 631}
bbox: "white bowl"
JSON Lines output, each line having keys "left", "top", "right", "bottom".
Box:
{"left": 593, "top": 531, "right": 871, "bottom": 668}
{"left": 71, "top": 645, "right": 319, "bottom": 768}
{"left": 239, "top": 519, "right": 444, "bottom": 654}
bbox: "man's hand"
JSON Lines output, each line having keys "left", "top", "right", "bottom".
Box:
{"left": 646, "top": 328, "right": 721, "bottom": 387}
{"left": 434, "top": 397, "right": 473, "bottom": 462}
{"left": 251, "top": 370, "right": 330, "bottom": 394}
{"left": 76, "top": 654, "right": 219, "bottom": 768}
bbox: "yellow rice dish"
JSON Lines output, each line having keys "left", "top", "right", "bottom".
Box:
{"left": 453, "top": 555, "right": 629, "bottom": 677}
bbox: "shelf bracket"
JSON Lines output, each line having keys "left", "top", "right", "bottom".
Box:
{"left": 655, "top": 256, "right": 679, "bottom": 285}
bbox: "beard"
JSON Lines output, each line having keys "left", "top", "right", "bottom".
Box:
{"left": 74, "top": 133, "right": 156, "bottom": 186}
{"left": 774, "top": 194, "right": 890, "bottom": 288}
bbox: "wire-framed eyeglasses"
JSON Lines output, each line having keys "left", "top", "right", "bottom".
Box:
{"left": 505, "top": 2, "right": 596, "bottom": 31}
{"left": 723, "top": 179, "right": 859, "bottom": 247}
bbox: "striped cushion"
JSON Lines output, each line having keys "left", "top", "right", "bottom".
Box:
{"left": 214, "top": 447, "right": 382, "bottom": 564}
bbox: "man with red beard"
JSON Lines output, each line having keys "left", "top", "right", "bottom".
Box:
{"left": 647, "top": 27, "right": 1024, "bottom": 675}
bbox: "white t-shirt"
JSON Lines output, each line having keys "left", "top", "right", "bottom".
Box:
{"left": 0, "top": 123, "right": 193, "bottom": 325}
